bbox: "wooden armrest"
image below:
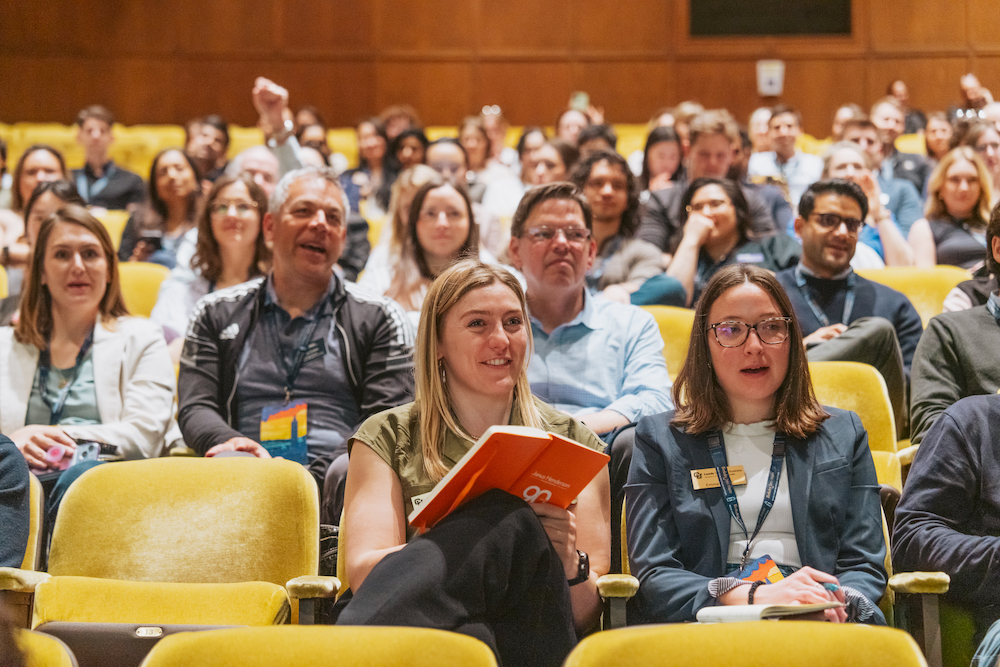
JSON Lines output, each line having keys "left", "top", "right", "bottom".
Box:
{"left": 897, "top": 443, "right": 918, "bottom": 467}
{"left": 889, "top": 571, "right": 950, "bottom": 595}
{"left": 285, "top": 575, "right": 341, "bottom": 600}
{"left": 0, "top": 568, "right": 51, "bottom": 593}
{"left": 597, "top": 574, "right": 639, "bottom": 600}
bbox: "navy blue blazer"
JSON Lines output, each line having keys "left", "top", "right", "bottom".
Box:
{"left": 625, "top": 407, "right": 887, "bottom": 624}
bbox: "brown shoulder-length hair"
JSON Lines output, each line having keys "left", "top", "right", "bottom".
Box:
{"left": 191, "top": 174, "right": 271, "bottom": 283}
{"left": 11, "top": 144, "right": 68, "bottom": 212}
{"left": 16, "top": 204, "right": 129, "bottom": 349}
{"left": 672, "top": 264, "right": 828, "bottom": 439}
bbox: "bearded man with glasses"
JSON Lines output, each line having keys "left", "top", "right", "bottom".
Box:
{"left": 508, "top": 181, "right": 672, "bottom": 572}
{"left": 776, "top": 179, "right": 922, "bottom": 438}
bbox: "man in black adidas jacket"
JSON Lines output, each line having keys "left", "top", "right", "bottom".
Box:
{"left": 178, "top": 166, "right": 414, "bottom": 521}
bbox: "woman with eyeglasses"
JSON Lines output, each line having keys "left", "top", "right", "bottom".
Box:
{"left": 961, "top": 122, "right": 1000, "bottom": 207}
{"left": 626, "top": 263, "right": 886, "bottom": 625}
{"left": 666, "top": 178, "right": 801, "bottom": 307}
{"left": 908, "top": 147, "right": 993, "bottom": 269}
{"left": 150, "top": 174, "right": 270, "bottom": 361}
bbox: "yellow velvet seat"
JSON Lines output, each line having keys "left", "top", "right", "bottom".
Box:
{"left": 138, "top": 626, "right": 497, "bottom": 666}
{"left": 16, "top": 628, "right": 78, "bottom": 667}
{"left": 118, "top": 262, "right": 171, "bottom": 318}
{"left": 809, "top": 361, "right": 897, "bottom": 452}
{"left": 564, "top": 622, "right": 928, "bottom": 667}
{"left": 0, "top": 457, "right": 338, "bottom": 633}
{"left": 92, "top": 209, "right": 130, "bottom": 252}
{"left": 640, "top": 305, "right": 695, "bottom": 379}
{"left": 855, "top": 267, "right": 970, "bottom": 328}
{"left": 0, "top": 264, "right": 8, "bottom": 299}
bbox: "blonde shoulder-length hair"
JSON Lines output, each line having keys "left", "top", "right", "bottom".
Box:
{"left": 16, "top": 204, "right": 129, "bottom": 348}
{"left": 414, "top": 259, "right": 542, "bottom": 481}
{"left": 925, "top": 147, "right": 993, "bottom": 224}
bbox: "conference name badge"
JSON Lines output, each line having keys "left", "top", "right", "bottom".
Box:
{"left": 691, "top": 465, "right": 747, "bottom": 490}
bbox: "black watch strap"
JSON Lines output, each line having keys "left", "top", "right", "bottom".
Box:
{"left": 567, "top": 550, "right": 589, "bottom": 586}
{"left": 747, "top": 580, "right": 766, "bottom": 604}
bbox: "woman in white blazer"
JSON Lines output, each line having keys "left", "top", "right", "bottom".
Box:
{"left": 1, "top": 204, "right": 178, "bottom": 470}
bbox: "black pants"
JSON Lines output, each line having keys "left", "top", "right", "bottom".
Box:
{"left": 337, "top": 489, "right": 577, "bottom": 667}
{"left": 606, "top": 425, "right": 636, "bottom": 575}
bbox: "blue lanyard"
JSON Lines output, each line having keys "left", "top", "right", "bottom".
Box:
{"left": 76, "top": 162, "right": 116, "bottom": 201}
{"left": 707, "top": 430, "right": 786, "bottom": 569}
{"left": 794, "top": 265, "right": 856, "bottom": 328}
{"left": 267, "top": 299, "right": 328, "bottom": 403}
{"left": 36, "top": 330, "right": 95, "bottom": 426}
{"left": 987, "top": 293, "right": 1000, "bottom": 325}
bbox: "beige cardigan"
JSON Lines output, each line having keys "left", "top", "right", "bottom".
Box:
{"left": 0, "top": 316, "right": 181, "bottom": 459}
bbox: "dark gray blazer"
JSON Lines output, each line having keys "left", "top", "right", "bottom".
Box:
{"left": 625, "top": 407, "right": 887, "bottom": 624}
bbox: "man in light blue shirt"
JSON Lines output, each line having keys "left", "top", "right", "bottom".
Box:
{"left": 748, "top": 104, "right": 824, "bottom": 208}
{"left": 508, "top": 181, "right": 673, "bottom": 570}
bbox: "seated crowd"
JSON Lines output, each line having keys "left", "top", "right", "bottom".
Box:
{"left": 4, "top": 71, "right": 1000, "bottom": 665}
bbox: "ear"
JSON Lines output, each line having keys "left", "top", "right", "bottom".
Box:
{"left": 508, "top": 235, "right": 523, "bottom": 270}
{"left": 793, "top": 215, "right": 805, "bottom": 239}
{"left": 262, "top": 211, "right": 275, "bottom": 249}
{"left": 992, "top": 235, "right": 1000, "bottom": 266}
{"left": 583, "top": 237, "right": 598, "bottom": 272}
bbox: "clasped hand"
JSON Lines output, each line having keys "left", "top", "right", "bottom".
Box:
{"left": 752, "top": 567, "right": 848, "bottom": 623}
{"left": 530, "top": 502, "right": 580, "bottom": 580}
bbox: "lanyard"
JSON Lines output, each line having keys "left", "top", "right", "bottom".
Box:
{"left": 36, "top": 330, "right": 95, "bottom": 426}
{"left": 268, "top": 299, "right": 328, "bottom": 403}
{"left": 707, "top": 430, "right": 786, "bottom": 569}
{"left": 987, "top": 293, "right": 1000, "bottom": 325}
{"left": 76, "top": 163, "right": 116, "bottom": 201}
{"left": 794, "top": 265, "right": 856, "bottom": 329}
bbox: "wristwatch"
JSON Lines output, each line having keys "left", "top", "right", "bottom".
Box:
{"left": 567, "top": 550, "right": 590, "bottom": 586}
{"left": 267, "top": 119, "right": 294, "bottom": 148}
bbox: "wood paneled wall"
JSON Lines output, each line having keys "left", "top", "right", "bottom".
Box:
{"left": 2, "top": 0, "right": 1000, "bottom": 137}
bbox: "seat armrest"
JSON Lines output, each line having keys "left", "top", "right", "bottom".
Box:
{"left": 286, "top": 575, "right": 341, "bottom": 600}
{"left": 168, "top": 444, "right": 197, "bottom": 457}
{"left": 596, "top": 574, "right": 639, "bottom": 600}
{"left": 889, "top": 571, "right": 950, "bottom": 595}
{"left": 897, "top": 443, "right": 918, "bottom": 467}
{"left": 0, "top": 568, "right": 51, "bottom": 593}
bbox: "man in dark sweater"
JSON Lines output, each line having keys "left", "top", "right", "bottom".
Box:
{"left": 776, "top": 180, "right": 922, "bottom": 437}
{"left": 893, "top": 394, "right": 1000, "bottom": 642}
{"left": 71, "top": 105, "right": 146, "bottom": 211}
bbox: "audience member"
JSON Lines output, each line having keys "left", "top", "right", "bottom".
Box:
{"left": 358, "top": 179, "right": 488, "bottom": 324}
{"left": 296, "top": 123, "right": 332, "bottom": 165}
{"left": 747, "top": 104, "right": 824, "bottom": 207}
{"left": 293, "top": 105, "right": 324, "bottom": 133}
{"left": 150, "top": 174, "right": 271, "bottom": 360}
{"left": 956, "top": 73, "right": 994, "bottom": 120}
{"left": 570, "top": 150, "right": 682, "bottom": 306}
{"left": 924, "top": 112, "right": 955, "bottom": 165}
{"left": 178, "top": 166, "right": 414, "bottom": 523}
{"left": 909, "top": 147, "right": 992, "bottom": 270}
{"left": 528, "top": 139, "right": 578, "bottom": 187}
{"left": 733, "top": 129, "right": 795, "bottom": 238}
{"left": 378, "top": 103, "right": 421, "bottom": 141}
{"left": 118, "top": 148, "right": 202, "bottom": 272}
{"left": 9, "top": 145, "right": 67, "bottom": 217}
{"left": 20, "top": 180, "right": 86, "bottom": 254}
{"left": 638, "top": 109, "right": 778, "bottom": 260}
{"left": 672, "top": 101, "right": 706, "bottom": 156}
{"left": 389, "top": 127, "right": 428, "bottom": 170}
{"left": 577, "top": 124, "right": 618, "bottom": 160}
{"left": 72, "top": 105, "right": 145, "bottom": 211}
{"left": 340, "top": 117, "right": 394, "bottom": 217}
{"left": 185, "top": 115, "right": 230, "bottom": 184}
{"left": 459, "top": 115, "right": 515, "bottom": 196}
{"left": 507, "top": 181, "right": 672, "bottom": 573}
{"left": 226, "top": 145, "right": 280, "bottom": 199}
{"left": 626, "top": 263, "right": 886, "bottom": 625}
{"left": 748, "top": 106, "right": 772, "bottom": 153}
{"left": 893, "top": 394, "right": 1000, "bottom": 644}
{"left": 961, "top": 121, "right": 1000, "bottom": 205}
{"left": 556, "top": 108, "right": 591, "bottom": 145}
{"left": 481, "top": 106, "right": 518, "bottom": 168}
{"left": 909, "top": 202, "right": 1000, "bottom": 445}
{"left": 0, "top": 435, "right": 30, "bottom": 568}
{"left": 361, "top": 163, "right": 438, "bottom": 269}
{"left": 666, "top": 178, "right": 800, "bottom": 307}
{"left": 639, "top": 126, "right": 684, "bottom": 194}
{"left": 0, "top": 138, "right": 9, "bottom": 209}
{"left": 339, "top": 259, "right": 610, "bottom": 667}
{"left": 822, "top": 141, "right": 918, "bottom": 262}
{"left": 776, "top": 179, "right": 921, "bottom": 437}
{"left": 831, "top": 103, "right": 865, "bottom": 141}
{"left": 871, "top": 97, "right": 932, "bottom": 195}
{"left": 888, "top": 80, "right": 927, "bottom": 134}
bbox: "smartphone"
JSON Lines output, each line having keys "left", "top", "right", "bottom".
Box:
{"left": 139, "top": 230, "right": 163, "bottom": 252}
{"left": 569, "top": 91, "right": 590, "bottom": 113}
{"left": 70, "top": 442, "right": 101, "bottom": 465}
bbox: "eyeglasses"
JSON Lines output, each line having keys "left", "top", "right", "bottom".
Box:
{"left": 810, "top": 212, "right": 863, "bottom": 234}
{"left": 976, "top": 142, "right": 1000, "bottom": 154}
{"left": 686, "top": 199, "right": 731, "bottom": 215}
{"left": 522, "top": 226, "right": 591, "bottom": 244}
{"left": 210, "top": 200, "right": 258, "bottom": 218}
{"left": 709, "top": 317, "right": 792, "bottom": 347}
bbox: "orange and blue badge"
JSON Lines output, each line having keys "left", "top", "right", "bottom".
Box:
{"left": 737, "top": 555, "right": 786, "bottom": 583}
{"left": 260, "top": 402, "right": 308, "bottom": 464}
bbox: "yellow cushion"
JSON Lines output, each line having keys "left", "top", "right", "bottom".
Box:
{"left": 117, "top": 262, "right": 171, "bottom": 318}
{"left": 17, "top": 629, "right": 77, "bottom": 667}
{"left": 33, "top": 576, "right": 289, "bottom": 627}
{"left": 856, "top": 267, "right": 971, "bottom": 328}
{"left": 140, "top": 626, "right": 498, "bottom": 666}
{"left": 564, "top": 622, "right": 925, "bottom": 667}
{"left": 809, "top": 361, "right": 897, "bottom": 452}
{"left": 640, "top": 305, "right": 695, "bottom": 379}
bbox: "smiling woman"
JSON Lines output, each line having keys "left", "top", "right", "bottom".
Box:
{"left": 626, "top": 263, "right": 887, "bottom": 626}
{"left": 339, "top": 259, "right": 610, "bottom": 667}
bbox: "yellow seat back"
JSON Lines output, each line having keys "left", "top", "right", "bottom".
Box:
{"left": 0, "top": 264, "right": 8, "bottom": 299}
{"left": 117, "top": 262, "right": 171, "bottom": 318}
{"left": 20, "top": 474, "right": 44, "bottom": 571}
{"left": 856, "top": 267, "right": 971, "bottom": 327}
{"left": 565, "top": 622, "right": 925, "bottom": 667}
{"left": 640, "top": 306, "right": 695, "bottom": 379}
{"left": 896, "top": 133, "right": 927, "bottom": 156}
{"left": 809, "top": 361, "right": 897, "bottom": 452}
{"left": 92, "top": 209, "right": 131, "bottom": 251}
{"left": 139, "top": 626, "right": 498, "bottom": 667}
{"left": 16, "top": 629, "right": 78, "bottom": 667}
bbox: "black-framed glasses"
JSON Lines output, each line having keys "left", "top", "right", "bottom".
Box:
{"left": 810, "top": 212, "right": 863, "bottom": 233}
{"left": 522, "top": 225, "right": 591, "bottom": 245}
{"left": 709, "top": 317, "right": 792, "bottom": 347}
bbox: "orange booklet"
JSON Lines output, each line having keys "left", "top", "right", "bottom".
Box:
{"left": 408, "top": 425, "right": 610, "bottom": 530}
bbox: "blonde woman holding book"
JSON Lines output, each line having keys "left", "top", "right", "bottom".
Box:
{"left": 339, "top": 259, "right": 610, "bottom": 667}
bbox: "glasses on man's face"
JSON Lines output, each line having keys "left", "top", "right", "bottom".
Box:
{"left": 210, "top": 200, "right": 258, "bottom": 218}
{"left": 522, "top": 225, "right": 591, "bottom": 245}
{"left": 811, "top": 212, "right": 862, "bottom": 234}
{"left": 709, "top": 317, "right": 792, "bottom": 347}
